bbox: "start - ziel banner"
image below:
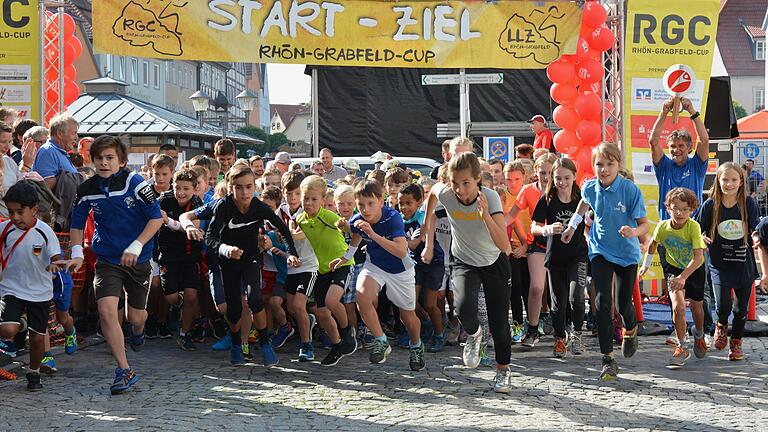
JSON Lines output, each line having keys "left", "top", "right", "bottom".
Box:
{"left": 92, "top": 0, "right": 582, "bottom": 69}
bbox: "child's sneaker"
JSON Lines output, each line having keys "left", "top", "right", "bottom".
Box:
{"left": 621, "top": 327, "right": 638, "bottom": 358}
{"left": 510, "top": 322, "right": 524, "bottom": 344}
{"left": 26, "top": 371, "right": 42, "bottom": 391}
{"left": 156, "top": 321, "right": 172, "bottom": 339}
{"left": 248, "top": 328, "right": 258, "bottom": 344}
{"left": 670, "top": 345, "right": 691, "bottom": 367}
{"left": 318, "top": 329, "right": 333, "bottom": 349}
{"left": 110, "top": 367, "right": 139, "bottom": 395}
{"left": 570, "top": 331, "right": 585, "bottom": 355}
{"left": 242, "top": 343, "right": 253, "bottom": 361}
{"left": 521, "top": 328, "right": 539, "bottom": 348}
{"left": 212, "top": 333, "right": 232, "bottom": 351}
{"left": 0, "top": 368, "right": 17, "bottom": 381}
{"left": 129, "top": 330, "right": 145, "bottom": 352}
{"left": 493, "top": 368, "right": 512, "bottom": 394}
{"left": 693, "top": 335, "right": 708, "bottom": 359}
{"left": 370, "top": 338, "right": 392, "bottom": 364}
{"left": 427, "top": 333, "right": 446, "bottom": 353}
{"left": 599, "top": 355, "right": 618, "bottom": 381}
{"left": 298, "top": 342, "right": 314, "bottom": 362}
{"left": 359, "top": 327, "right": 376, "bottom": 349}
{"left": 177, "top": 334, "right": 196, "bottom": 351}
{"left": 713, "top": 322, "right": 728, "bottom": 351}
{"left": 408, "top": 342, "right": 426, "bottom": 371}
{"left": 462, "top": 329, "right": 482, "bottom": 368}
{"left": 553, "top": 337, "right": 567, "bottom": 359}
{"left": 728, "top": 338, "right": 744, "bottom": 361}
{"left": 0, "top": 340, "right": 17, "bottom": 358}
{"left": 261, "top": 344, "right": 279, "bottom": 367}
{"left": 40, "top": 355, "right": 57, "bottom": 374}
{"left": 478, "top": 344, "right": 494, "bottom": 367}
{"left": 229, "top": 343, "right": 244, "bottom": 366}
{"left": 64, "top": 328, "right": 78, "bottom": 355}
{"left": 271, "top": 323, "right": 294, "bottom": 349}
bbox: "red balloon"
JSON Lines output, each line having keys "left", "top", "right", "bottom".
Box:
{"left": 47, "top": 13, "right": 76, "bottom": 39}
{"left": 574, "top": 37, "right": 594, "bottom": 63}
{"left": 582, "top": 2, "right": 608, "bottom": 29}
{"left": 546, "top": 59, "right": 576, "bottom": 84}
{"left": 589, "top": 25, "right": 616, "bottom": 52}
{"left": 574, "top": 91, "right": 602, "bottom": 121}
{"left": 576, "top": 59, "right": 603, "bottom": 84}
{"left": 64, "top": 63, "right": 77, "bottom": 81}
{"left": 68, "top": 35, "right": 82, "bottom": 60}
{"left": 550, "top": 83, "right": 578, "bottom": 106}
{"left": 576, "top": 120, "right": 602, "bottom": 146}
{"left": 553, "top": 105, "right": 580, "bottom": 130}
{"left": 63, "top": 79, "right": 80, "bottom": 105}
{"left": 575, "top": 147, "right": 595, "bottom": 176}
{"left": 554, "top": 129, "right": 582, "bottom": 155}
{"left": 605, "top": 124, "right": 617, "bottom": 143}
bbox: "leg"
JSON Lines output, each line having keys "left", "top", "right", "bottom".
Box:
{"left": 713, "top": 281, "right": 732, "bottom": 327}
{"left": 548, "top": 266, "right": 569, "bottom": 339}
{"left": 325, "top": 284, "right": 349, "bottom": 330}
{"left": 398, "top": 309, "right": 422, "bottom": 345}
{"left": 357, "top": 275, "right": 384, "bottom": 337}
{"left": 526, "top": 253, "right": 547, "bottom": 326}
{"left": 289, "top": 293, "right": 311, "bottom": 343}
{"left": 126, "top": 305, "right": 148, "bottom": 336}
{"left": 450, "top": 261, "right": 482, "bottom": 335}
{"left": 508, "top": 256, "right": 524, "bottom": 324}
{"left": 423, "top": 289, "right": 443, "bottom": 335}
{"left": 97, "top": 297, "right": 130, "bottom": 369}
{"left": 614, "top": 263, "right": 638, "bottom": 333}
{"left": 479, "top": 254, "right": 512, "bottom": 368}
{"left": 689, "top": 300, "right": 704, "bottom": 336}
{"left": 730, "top": 284, "right": 753, "bottom": 339}
{"left": 569, "top": 261, "right": 587, "bottom": 333}
{"left": 670, "top": 289, "right": 687, "bottom": 343}
{"left": 315, "top": 307, "right": 340, "bottom": 343}
{"left": 28, "top": 331, "right": 45, "bottom": 371}
{"left": 590, "top": 255, "right": 616, "bottom": 355}
{"left": 270, "top": 296, "right": 288, "bottom": 327}
{"left": 180, "top": 288, "right": 199, "bottom": 334}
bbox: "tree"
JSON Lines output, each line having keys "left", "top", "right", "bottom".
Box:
{"left": 733, "top": 100, "right": 748, "bottom": 119}
{"left": 236, "top": 126, "right": 269, "bottom": 155}
{"left": 269, "top": 132, "right": 289, "bottom": 150}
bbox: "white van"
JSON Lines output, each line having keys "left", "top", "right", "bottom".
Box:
{"left": 290, "top": 156, "right": 440, "bottom": 178}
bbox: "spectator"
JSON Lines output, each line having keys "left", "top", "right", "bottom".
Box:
{"left": 311, "top": 160, "right": 326, "bottom": 177}
{"left": 515, "top": 143, "right": 535, "bottom": 160}
{"left": 31, "top": 113, "right": 79, "bottom": 191}
{"left": 319, "top": 147, "right": 347, "bottom": 183}
{"left": 528, "top": 115, "right": 555, "bottom": 153}
{"left": 0, "top": 123, "right": 21, "bottom": 218}
{"left": 249, "top": 155, "right": 265, "bottom": 179}
{"left": 0, "top": 107, "right": 18, "bottom": 126}
{"left": 343, "top": 158, "right": 360, "bottom": 177}
{"left": 78, "top": 137, "right": 94, "bottom": 166}
{"left": 20, "top": 126, "right": 49, "bottom": 174}
{"left": 745, "top": 159, "right": 765, "bottom": 197}
{"left": 430, "top": 139, "right": 452, "bottom": 180}
{"left": 11, "top": 119, "right": 37, "bottom": 165}
{"left": 158, "top": 143, "right": 179, "bottom": 169}
{"left": 273, "top": 151, "right": 292, "bottom": 174}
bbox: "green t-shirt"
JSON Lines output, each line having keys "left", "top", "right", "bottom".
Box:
{"left": 651, "top": 218, "right": 706, "bottom": 270}
{"left": 296, "top": 208, "right": 353, "bottom": 274}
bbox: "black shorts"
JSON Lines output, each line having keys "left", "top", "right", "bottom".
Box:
{"left": 314, "top": 266, "right": 351, "bottom": 308}
{"left": 528, "top": 242, "right": 547, "bottom": 255}
{"left": 161, "top": 261, "right": 202, "bottom": 295}
{"left": 666, "top": 264, "right": 706, "bottom": 302}
{"left": 284, "top": 271, "right": 319, "bottom": 298}
{"left": 415, "top": 263, "right": 445, "bottom": 291}
{"left": 94, "top": 260, "right": 152, "bottom": 310}
{"left": 0, "top": 295, "right": 50, "bottom": 334}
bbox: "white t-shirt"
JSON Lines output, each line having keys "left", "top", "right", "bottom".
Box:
{"left": 278, "top": 203, "right": 319, "bottom": 274}
{"left": 0, "top": 220, "right": 61, "bottom": 302}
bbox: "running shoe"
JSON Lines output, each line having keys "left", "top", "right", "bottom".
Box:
{"left": 243, "top": 343, "right": 253, "bottom": 361}
{"left": 570, "top": 331, "right": 585, "bottom": 355}
{"left": 670, "top": 345, "right": 691, "bottom": 366}
{"left": 713, "top": 322, "right": 728, "bottom": 351}
{"left": 177, "top": 334, "right": 196, "bottom": 351}
{"left": 493, "top": 368, "right": 512, "bottom": 394}
{"left": 64, "top": 328, "right": 78, "bottom": 355}
{"left": 156, "top": 322, "right": 172, "bottom": 339}
{"left": 271, "top": 323, "right": 295, "bottom": 349}
{"left": 0, "top": 340, "right": 17, "bottom": 358}
{"left": 599, "top": 355, "right": 618, "bottom": 381}
{"left": 729, "top": 338, "right": 744, "bottom": 361}
{"left": 212, "top": 333, "right": 232, "bottom": 351}
{"left": 230, "top": 343, "right": 245, "bottom": 366}
{"left": 693, "top": 335, "right": 708, "bottom": 359}
{"left": 540, "top": 313, "right": 554, "bottom": 336}
{"left": 339, "top": 326, "right": 357, "bottom": 356}
{"left": 369, "top": 338, "right": 392, "bottom": 364}
{"left": 621, "top": 326, "right": 638, "bottom": 358}
{"left": 427, "top": 333, "right": 446, "bottom": 353}
{"left": 0, "top": 368, "right": 17, "bottom": 381}
{"left": 129, "top": 330, "right": 145, "bottom": 352}
{"left": 613, "top": 316, "right": 624, "bottom": 345}
{"left": 248, "top": 328, "right": 258, "bottom": 344}
{"left": 261, "top": 344, "right": 279, "bottom": 367}
{"left": 553, "top": 337, "right": 567, "bottom": 359}
{"left": 144, "top": 316, "right": 158, "bottom": 339}
{"left": 409, "top": 342, "right": 426, "bottom": 371}
{"left": 510, "top": 322, "right": 524, "bottom": 344}
{"left": 40, "top": 355, "right": 57, "bottom": 374}
{"left": 463, "top": 329, "right": 482, "bottom": 368}
{"left": 320, "top": 344, "right": 344, "bottom": 367}
{"left": 110, "top": 367, "right": 139, "bottom": 395}
{"left": 318, "top": 329, "right": 333, "bottom": 349}
{"left": 211, "top": 317, "right": 228, "bottom": 340}
{"left": 359, "top": 327, "right": 376, "bottom": 349}
{"left": 298, "top": 342, "right": 314, "bottom": 362}
{"left": 521, "top": 329, "right": 539, "bottom": 349}
{"left": 478, "top": 344, "right": 494, "bottom": 367}
{"left": 444, "top": 321, "right": 460, "bottom": 346}
{"left": 26, "top": 371, "right": 42, "bottom": 392}
{"left": 190, "top": 320, "right": 206, "bottom": 343}
{"left": 308, "top": 313, "right": 317, "bottom": 341}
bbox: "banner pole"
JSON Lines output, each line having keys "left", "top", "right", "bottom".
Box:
{"left": 459, "top": 68, "right": 467, "bottom": 138}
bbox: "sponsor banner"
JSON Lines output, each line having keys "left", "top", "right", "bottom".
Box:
{"left": 630, "top": 77, "right": 705, "bottom": 112}
{"left": 0, "top": 0, "right": 40, "bottom": 120}
{"left": 92, "top": 0, "right": 582, "bottom": 69}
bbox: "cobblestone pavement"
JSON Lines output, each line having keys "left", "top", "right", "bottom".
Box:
{"left": 3, "top": 331, "right": 768, "bottom": 432}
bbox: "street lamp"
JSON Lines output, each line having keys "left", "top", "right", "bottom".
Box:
{"left": 189, "top": 90, "right": 210, "bottom": 128}
{"left": 236, "top": 89, "right": 258, "bottom": 127}
{"left": 190, "top": 88, "right": 257, "bottom": 138}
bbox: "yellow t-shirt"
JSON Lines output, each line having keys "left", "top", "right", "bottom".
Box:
{"left": 651, "top": 218, "right": 706, "bottom": 270}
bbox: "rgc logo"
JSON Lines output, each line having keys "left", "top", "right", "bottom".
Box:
{"left": 111, "top": 0, "right": 186, "bottom": 56}
{"left": 632, "top": 14, "right": 712, "bottom": 46}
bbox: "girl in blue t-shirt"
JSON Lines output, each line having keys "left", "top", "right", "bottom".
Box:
{"left": 696, "top": 162, "right": 759, "bottom": 362}
{"left": 561, "top": 143, "right": 649, "bottom": 382}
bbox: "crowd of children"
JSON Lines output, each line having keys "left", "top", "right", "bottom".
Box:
{"left": 2, "top": 124, "right": 768, "bottom": 395}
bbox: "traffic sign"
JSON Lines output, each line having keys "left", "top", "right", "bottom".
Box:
{"left": 483, "top": 136, "right": 514, "bottom": 163}
{"left": 421, "top": 73, "right": 504, "bottom": 86}
{"left": 662, "top": 64, "right": 696, "bottom": 96}
{"left": 744, "top": 142, "right": 760, "bottom": 159}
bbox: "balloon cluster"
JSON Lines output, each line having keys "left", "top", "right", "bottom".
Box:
{"left": 546, "top": 1, "right": 616, "bottom": 184}
{"left": 44, "top": 12, "right": 82, "bottom": 123}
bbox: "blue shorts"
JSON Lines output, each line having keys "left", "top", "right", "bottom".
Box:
{"left": 415, "top": 263, "right": 445, "bottom": 292}
{"left": 343, "top": 264, "right": 363, "bottom": 304}
{"left": 52, "top": 271, "right": 73, "bottom": 313}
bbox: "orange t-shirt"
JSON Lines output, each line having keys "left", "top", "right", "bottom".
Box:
{"left": 514, "top": 184, "right": 543, "bottom": 245}
{"left": 505, "top": 189, "right": 529, "bottom": 248}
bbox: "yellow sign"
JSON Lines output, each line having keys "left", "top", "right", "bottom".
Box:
{"left": 0, "top": 0, "right": 40, "bottom": 122}
{"left": 92, "top": 0, "right": 582, "bottom": 69}
{"left": 622, "top": 0, "right": 720, "bottom": 280}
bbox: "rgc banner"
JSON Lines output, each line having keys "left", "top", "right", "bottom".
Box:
{"left": 92, "top": 0, "right": 582, "bottom": 68}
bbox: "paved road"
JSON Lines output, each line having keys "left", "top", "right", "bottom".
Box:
{"left": 3, "top": 332, "right": 768, "bottom": 431}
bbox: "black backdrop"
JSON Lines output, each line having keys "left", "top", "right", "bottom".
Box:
{"left": 311, "top": 66, "right": 551, "bottom": 159}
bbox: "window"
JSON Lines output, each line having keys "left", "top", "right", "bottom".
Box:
{"left": 142, "top": 61, "right": 150, "bottom": 87}
{"left": 754, "top": 87, "right": 765, "bottom": 112}
{"left": 153, "top": 64, "right": 160, "bottom": 88}
{"left": 118, "top": 57, "right": 126, "bottom": 81}
{"left": 130, "top": 58, "right": 138, "bottom": 84}
{"left": 756, "top": 40, "right": 766, "bottom": 61}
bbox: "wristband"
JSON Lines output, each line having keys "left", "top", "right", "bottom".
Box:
{"left": 542, "top": 225, "right": 554, "bottom": 237}
{"left": 219, "top": 244, "right": 236, "bottom": 258}
{"left": 124, "top": 240, "right": 143, "bottom": 256}
{"left": 690, "top": 111, "right": 700, "bottom": 120}
{"left": 71, "top": 245, "right": 84, "bottom": 260}
{"left": 643, "top": 254, "right": 653, "bottom": 270}
{"left": 567, "top": 213, "right": 583, "bottom": 230}
{"left": 342, "top": 245, "right": 358, "bottom": 261}
{"left": 167, "top": 219, "right": 182, "bottom": 231}
{"left": 181, "top": 219, "right": 195, "bottom": 230}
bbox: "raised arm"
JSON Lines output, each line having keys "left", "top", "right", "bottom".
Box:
{"left": 681, "top": 97, "right": 709, "bottom": 163}
{"left": 649, "top": 98, "right": 674, "bottom": 166}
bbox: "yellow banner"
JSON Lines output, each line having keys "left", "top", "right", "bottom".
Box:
{"left": 92, "top": 0, "right": 582, "bottom": 69}
{"left": 622, "top": 0, "right": 720, "bottom": 280}
{"left": 0, "top": 0, "right": 40, "bottom": 122}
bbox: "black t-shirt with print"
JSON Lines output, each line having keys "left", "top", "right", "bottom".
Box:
{"left": 532, "top": 195, "right": 587, "bottom": 268}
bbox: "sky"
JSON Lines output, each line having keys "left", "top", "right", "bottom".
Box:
{"left": 267, "top": 64, "right": 311, "bottom": 105}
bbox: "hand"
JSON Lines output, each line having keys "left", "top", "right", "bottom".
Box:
{"left": 512, "top": 243, "right": 527, "bottom": 258}
{"left": 59, "top": 257, "right": 83, "bottom": 273}
{"left": 353, "top": 219, "right": 374, "bottom": 236}
{"left": 289, "top": 220, "right": 303, "bottom": 236}
{"left": 681, "top": 97, "right": 695, "bottom": 114}
{"left": 752, "top": 231, "right": 762, "bottom": 249}
{"left": 544, "top": 222, "right": 563, "bottom": 236}
{"left": 21, "top": 137, "right": 37, "bottom": 168}
{"left": 47, "top": 261, "right": 64, "bottom": 273}
{"left": 336, "top": 218, "right": 349, "bottom": 231}
{"left": 258, "top": 230, "right": 272, "bottom": 251}
{"left": 186, "top": 227, "right": 204, "bottom": 241}
{"left": 618, "top": 225, "right": 635, "bottom": 238}
{"left": 287, "top": 255, "right": 301, "bottom": 267}
{"left": 760, "top": 274, "right": 768, "bottom": 294}
{"left": 269, "top": 246, "right": 282, "bottom": 256}
{"left": 477, "top": 192, "right": 489, "bottom": 217}
{"left": 161, "top": 210, "right": 169, "bottom": 224}
{"left": 421, "top": 246, "right": 434, "bottom": 265}
{"left": 120, "top": 251, "right": 139, "bottom": 267}
{"left": 662, "top": 97, "right": 675, "bottom": 113}
{"left": 229, "top": 247, "right": 244, "bottom": 260}
{"left": 329, "top": 257, "right": 344, "bottom": 272}
{"left": 561, "top": 227, "right": 575, "bottom": 244}
{"left": 702, "top": 235, "right": 713, "bottom": 245}
{"left": 669, "top": 275, "right": 686, "bottom": 292}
